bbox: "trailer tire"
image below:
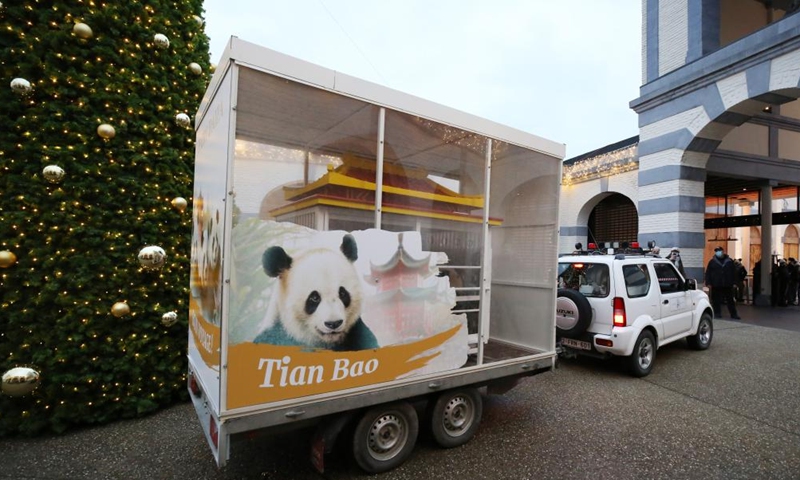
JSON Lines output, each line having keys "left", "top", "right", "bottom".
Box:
{"left": 429, "top": 387, "right": 482, "bottom": 448}
{"left": 556, "top": 289, "right": 592, "bottom": 337}
{"left": 352, "top": 402, "right": 418, "bottom": 474}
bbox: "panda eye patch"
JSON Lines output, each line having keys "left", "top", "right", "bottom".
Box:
{"left": 305, "top": 291, "right": 321, "bottom": 315}
{"left": 338, "top": 286, "right": 351, "bottom": 308}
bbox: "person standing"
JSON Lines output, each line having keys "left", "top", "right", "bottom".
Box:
{"left": 734, "top": 259, "right": 747, "bottom": 302}
{"left": 787, "top": 258, "right": 799, "bottom": 306}
{"left": 776, "top": 259, "right": 789, "bottom": 307}
{"left": 668, "top": 248, "right": 687, "bottom": 278}
{"left": 753, "top": 259, "right": 762, "bottom": 305}
{"left": 705, "top": 246, "right": 741, "bottom": 319}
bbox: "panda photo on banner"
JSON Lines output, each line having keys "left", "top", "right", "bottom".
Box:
{"left": 229, "top": 220, "right": 465, "bottom": 353}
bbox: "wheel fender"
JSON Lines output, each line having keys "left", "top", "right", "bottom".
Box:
{"left": 618, "top": 316, "right": 658, "bottom": 356}
{"left": 692, "top": 306, "right": 714, "bottom": 333}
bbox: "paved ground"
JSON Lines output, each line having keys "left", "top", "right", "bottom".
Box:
{"left": 2, "top": 309, "right": 799, "bottom": 480}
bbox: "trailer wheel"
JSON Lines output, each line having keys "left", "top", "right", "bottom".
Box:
{"left": 352, "top": 402, "right": 418, "bottom": 474}
{"left": 429, "top": 388, "right": 482, "bottom": 448}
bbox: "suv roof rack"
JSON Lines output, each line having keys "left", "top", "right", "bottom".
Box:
{"left": 564, "top": 241, "right": 663, "bottom": 259}
{"left": 613, "top": 252, "right": 663, "bottom": 260}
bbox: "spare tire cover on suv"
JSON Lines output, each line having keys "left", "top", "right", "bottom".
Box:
{"left": 556, "top": 288, "right": 592, "bottom": 337}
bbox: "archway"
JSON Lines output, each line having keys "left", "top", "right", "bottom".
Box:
{"left": 587, "top": 194, "right": 639, "bottom": 246}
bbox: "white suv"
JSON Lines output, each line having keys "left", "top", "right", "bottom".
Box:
{"left": 556, "top": 245, "right": 714, "bottom": 377}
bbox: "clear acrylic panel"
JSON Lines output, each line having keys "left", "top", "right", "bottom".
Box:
{"left": 489, "top": 141, "right": 561, "bottom": 350}
{"left": 383, "top": 110, "right": 488, "bottom": 333}
{"left": 232, "top": 67, "right": 380, "bottom": 229}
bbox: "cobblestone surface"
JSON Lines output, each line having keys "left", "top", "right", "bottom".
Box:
{"left": 2, "top": 315, "right": 799, "bottom": 480}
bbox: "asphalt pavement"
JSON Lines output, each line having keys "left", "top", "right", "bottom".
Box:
{"left": 2, "top": 307, "right": 799, "bottom": 480}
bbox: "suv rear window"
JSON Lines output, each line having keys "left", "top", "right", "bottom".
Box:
{"left": 558, "top": 262, "right": 610, "bottom": 297}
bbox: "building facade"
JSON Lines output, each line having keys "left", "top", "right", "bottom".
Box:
{"left": 560, "top": 0, "right": 800, "bottom": 305}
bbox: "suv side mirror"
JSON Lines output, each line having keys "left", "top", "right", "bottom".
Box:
{"left": 685, "top": 278, "right": 697, "bottom": 290}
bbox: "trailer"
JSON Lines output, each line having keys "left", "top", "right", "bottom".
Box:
{"left": 188, "top": 37, "right": 565, "bottom": 474}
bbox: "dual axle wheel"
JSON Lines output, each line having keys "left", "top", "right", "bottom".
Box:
{"left": 351, "top": 388, "right": 483, "bottom": 474}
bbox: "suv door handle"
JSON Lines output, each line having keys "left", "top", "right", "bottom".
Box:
{"left": 662, "top": 299, "right": 669, "bottom": 305}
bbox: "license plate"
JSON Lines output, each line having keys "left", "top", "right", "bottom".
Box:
{"left": 561, "top": 338, "right": 592, "bottom": 350}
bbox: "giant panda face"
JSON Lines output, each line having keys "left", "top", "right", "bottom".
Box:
{"left": 263, "top": 235, "right": 362, "bottom": 346}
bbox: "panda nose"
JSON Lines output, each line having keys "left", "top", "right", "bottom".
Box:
{"left": 325, "top": 319, "right": 343, "bottom": 330}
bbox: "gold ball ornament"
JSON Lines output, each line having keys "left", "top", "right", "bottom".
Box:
{"left": 153, "top": 33, "right": 170, "bottom": 49}
{"left": 161, "top": 311, "right": 179, "bottom": 327}
{"left": 138, "top": 245, "right": 167, "bottom": 269}
{"left": 193, "top": 15, "right": 204, "bottom": 26}
{"left": 111, "top": 302, "right": 131, "bottom": 318}
{"left": 10, "top": 77, "right": 32, "bottom": 95}
{"left": 42, "top": 165, "right": 66, "bottom": 184}
{"left": 2, "top": 367, "right": 40, "bottom": 396}
{"left": 175, "top": 113, "right": 191, "bottom": 128}
{"left": 171, "top": 197, "right": 188, "bottom": 212}
{"left": 97, "top": 123, "right": 116, "bottom": 139}
{"left": 188, "top": 62, "right": 202, "bottom": 75}
{"left": 73, "top": 22, "right": 93, "bottom": 39}
{"left": 0, "top": 250, "right": 17, "bottom": 268}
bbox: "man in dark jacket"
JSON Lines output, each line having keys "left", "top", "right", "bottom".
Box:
{"left": 705, "top": 246, "right": 741, "bottom": 319}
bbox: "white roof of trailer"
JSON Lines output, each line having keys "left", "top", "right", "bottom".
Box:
{"left": 197, "top": 37, "right": 565, "bottom": 160}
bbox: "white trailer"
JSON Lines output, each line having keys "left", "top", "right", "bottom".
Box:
{"left": 188, "top": 37, "right": 565, "bottom": 474}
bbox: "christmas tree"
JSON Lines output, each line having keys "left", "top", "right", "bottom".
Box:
{"left": 0, "top": 1, "right": 210, "bottom": 435}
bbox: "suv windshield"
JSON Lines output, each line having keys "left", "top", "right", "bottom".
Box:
{"left": 558, "top": 262, "right": 610, "bottom": 298}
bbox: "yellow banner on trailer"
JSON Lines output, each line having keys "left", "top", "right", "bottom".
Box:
{"left": 226, "top": 324, "right": 460, "bottom": 409}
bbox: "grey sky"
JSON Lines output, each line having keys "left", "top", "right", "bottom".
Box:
{"left": 201, "top": 0, "right": 642, "bottom": 159}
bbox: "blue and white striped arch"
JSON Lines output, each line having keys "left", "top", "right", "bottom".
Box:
{"left": 637, "top": 47, "right": 800, "bottom": 279}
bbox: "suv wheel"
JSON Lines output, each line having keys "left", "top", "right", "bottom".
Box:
{"left": 627, "top": 330, "right": 656, "bottom": 377}
{"left": 556, "top": 289, "right": 593, "bottom": 338}
{"left": 687, "top": 312, "right": 713, "bottom": 350}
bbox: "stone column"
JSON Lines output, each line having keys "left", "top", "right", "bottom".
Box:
{"left": 755, "top": 183, "right": 773, "bottom": 306}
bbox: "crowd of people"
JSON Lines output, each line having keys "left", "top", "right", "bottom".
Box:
{"left": 751, "top": 256, "right": 800, "bottom": 307}
{"left": 701, "top": 246, "right": 800, "bottom": 320}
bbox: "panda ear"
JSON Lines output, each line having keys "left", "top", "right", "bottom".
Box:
{"left": 340, "top": 234, "right": 358, "bottom": 263}
{"left": 262, "top": 246, "right": 292, "bottom": 278}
